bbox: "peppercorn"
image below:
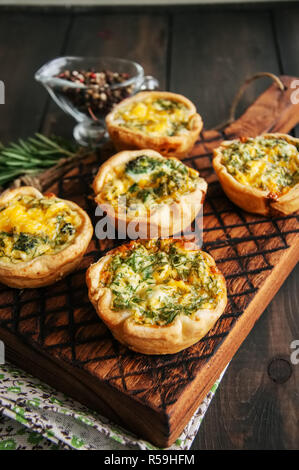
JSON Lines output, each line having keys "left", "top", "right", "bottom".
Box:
{"left": 54, "top": 68, "right": 133, "bottom": 120}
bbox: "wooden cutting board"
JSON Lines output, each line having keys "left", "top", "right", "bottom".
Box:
{"left": 0, "top": 75, "right": 299, "bottom": 448}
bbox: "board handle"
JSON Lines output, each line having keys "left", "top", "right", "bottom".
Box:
{"left": 213, "top": 72, "right": 285, "bottom": 131}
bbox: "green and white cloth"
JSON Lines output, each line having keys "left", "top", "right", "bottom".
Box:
{"left": 0, "top": 362, "right": 226, "bottom": 450}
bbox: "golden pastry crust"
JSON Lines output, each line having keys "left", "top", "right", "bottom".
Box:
{"left": 213, "top": 133, "right": 299, "bottom": 216}
{"left": 86, "top": 238, "right": 227, "bottom": 355}
{"left": 106, "top": 91, "right": 203, "bottom": 158}
{"left": 0, "top": 186, "right": 93, "bottom": 288}
{"left": 92, "top": 149, "right": 207, "bottom": 238}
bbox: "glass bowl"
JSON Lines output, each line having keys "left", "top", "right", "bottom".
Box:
{"left": 35, "top": 56, "right": 159, "bottom": 147}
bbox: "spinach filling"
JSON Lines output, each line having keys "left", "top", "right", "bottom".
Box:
{"left": 13, "top": 232, "right": 39, "bottom": 252}
{"left": 222, "top": 137, "right": 299, "bottom": 194}
{"left": 109, "top": 155, "right": 198, "bottom": 213}
{"left": 103, "top": 241, "right": 222, "bottom": 326}
{"left": 0, "top": 196, "right": 79, "bottom": 262}
{"left": 0, "top": 218, "right": 76, "bottom": 261}
{"left": 154, "top": 98, "right": 182, "bottom": 111}
{"left": 117, "top": 98, "right": 190, "bottom": 137}
{"left": 0, "top": 231, "right": 47, "bottom": 259}
{"left": 125, "top": 155, "right": 161, "bottom": 175}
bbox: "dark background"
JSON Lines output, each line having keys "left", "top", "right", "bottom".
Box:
{"left": 0, "top": 1, "right": 298, "bottom": 450}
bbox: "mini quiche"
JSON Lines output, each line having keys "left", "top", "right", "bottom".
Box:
{"left": 86, "top": 238, "right": 227, "bottom": 355}
{"left": 106, "top": 91, "right": 203, "bottom": 158}
{"left": 213, "top": 133, "right": 299, "bottom": 216}
{"left": 93, "top": 149, "right": 207, "bottom": 238}
{"left": 0, "top": 186, "right": 93, "bottom": 288}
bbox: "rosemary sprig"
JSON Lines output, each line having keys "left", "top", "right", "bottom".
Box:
{"left": 0, "top": 133, "right": 80, "bottom": 185}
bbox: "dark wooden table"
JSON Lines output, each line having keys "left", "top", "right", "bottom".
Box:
{"left": 0, "top": 3, "right": 298, "bottom": 450}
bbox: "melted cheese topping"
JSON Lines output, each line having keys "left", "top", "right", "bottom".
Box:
{"left": 101, "top": 239, "right": 224, "bottom": 326}
{"left": 101, "top": 154, "right": 201, "bottom": 216}
{"left": 113, "top": 96, "right": 193, "bottom": 137}
{"left": 0, "top": 195, "right": 82, "bottom": 263}
{"left": 221, "top": 136, "right": 299, "bottom": 196}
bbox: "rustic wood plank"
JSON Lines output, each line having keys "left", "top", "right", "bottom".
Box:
{"left": 170, "top": 9, "right": 280, "bottom": 130}
{"left": 194, "top": 264, "right": 299, "bottom": 450}
{"left": 0, "top": 12, "right": 70, "bottom": 142}
{"left": 273, "top": 6, "right": 299, "bottom": 82}
{"left": 41, "top": 12, "right": 169, "bottom": 137}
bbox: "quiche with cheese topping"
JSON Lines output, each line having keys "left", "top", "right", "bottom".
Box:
{"left": 0, "top": 186, "right": 93, "bottom": 288}
{"left": 93, "top": 149, "right": 207, "bottom": 237}
{"left": 86, "top": 238, "right": 227, "bottom": 355}
{"left": 106, "top": 91, "right": 203, "bottom": 158}
{"left": 213, "top": 133, "right": 299, "bottom": 215}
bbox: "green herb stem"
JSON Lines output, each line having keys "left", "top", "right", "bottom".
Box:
{"left": 0, "top": 133, "right": 79, "bottom": 186}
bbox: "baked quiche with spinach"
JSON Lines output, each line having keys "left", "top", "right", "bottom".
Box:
{"left": 0, "top": 186, "right": 93, "bottom": 288}
{"left": 213, "top": 133, "right": 299, "bottom": 215}
{"left": 106, "top": 91, "right": 203, "bottom": 158}
{"left": 86, "top": 238, "right": 227, "bottom": 354}
{"left": 93, "top": 149, "right": 207, "bottom": 237}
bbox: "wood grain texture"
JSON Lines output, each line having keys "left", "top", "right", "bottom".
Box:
{"left": 194, "top": 265, "right": 299, "bottom": 450}
{"left": 0, "top": 12, "right": 70, "bottom": 141}
{"left": 41, "top": 12, "right": 168, "bottom": 137}
{"left": 0, "top": 77, "right": 298, "bottom": 447}
{"left": 273, "top": 5, "right": 299, "bottom": 139}
{"left": 170, "top": 9, "right": 280, "bottom": 129}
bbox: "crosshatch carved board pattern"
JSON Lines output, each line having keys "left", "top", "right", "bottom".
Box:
{"left": 0, "top": 76, "right": 299, "bottom": 447}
